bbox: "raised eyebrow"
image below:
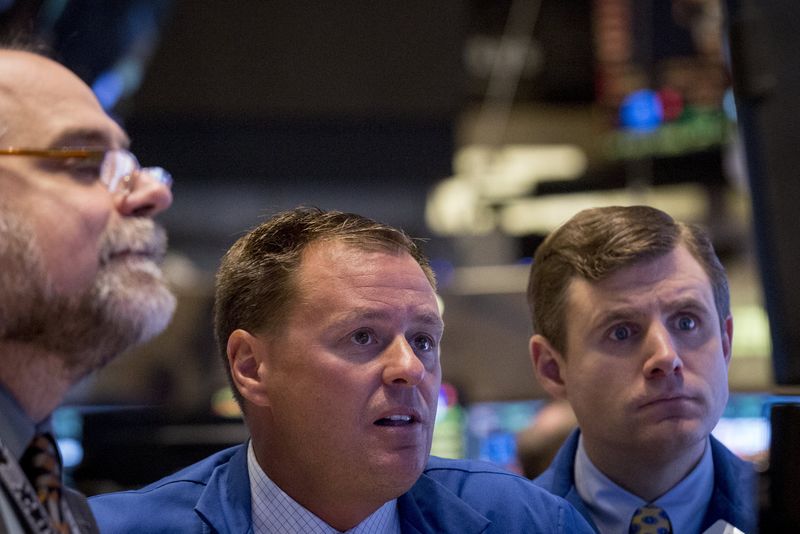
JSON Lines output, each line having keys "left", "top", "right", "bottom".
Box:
{"left": 413, "top": 313, "right": 445, "bottom": 332}
{"left": 336, "top": 309, "right": 391, "bottom": 324}
{"left": 332, "top": 309, "right": 443, "bottom": 332}
{"left": 334, "top": 309, "right": 434, "bottom": 324}
{"left": 669, "top": 297, "right": 713, "bottom": 315}
{"left": 592, "top": 308, "right": 641, "bottom": 331}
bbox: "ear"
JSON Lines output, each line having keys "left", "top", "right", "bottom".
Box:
{"left": 529, "top": 334, "right": 568, "bottom": 400}
{"left": 227, "top": 329, "right": 271, "bottom": 407}
{"left": 721, "top": 314, "right": 733, "bottom": 366}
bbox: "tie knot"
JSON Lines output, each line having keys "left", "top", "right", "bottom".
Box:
{"left": 21, "top": 433, "right": 62, "bottom": 484}
{"left": 629, "top": 504, "right": 673, "bottom": 534}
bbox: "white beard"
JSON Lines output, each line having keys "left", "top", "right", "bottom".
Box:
{"left": 0, "top": 211, "right": 176, "bottom": 378}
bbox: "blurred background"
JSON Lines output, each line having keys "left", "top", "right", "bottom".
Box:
{"left": 1, "top": 0, "right": 789, "bottom": 497}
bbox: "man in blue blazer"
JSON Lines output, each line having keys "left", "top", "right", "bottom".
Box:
{"left": 525, "top": 206, "right": 757, "bottom": 533}
{"left": 91, "top": 207, "right": 592, "bottom": 533}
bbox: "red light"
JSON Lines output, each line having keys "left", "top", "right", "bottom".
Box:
{"left": 658, "top": 87, "right": 684, "bottom": 122}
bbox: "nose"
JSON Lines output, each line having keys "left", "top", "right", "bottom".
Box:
{"left": 642, "top": 322, "right": 683, "bottom": 378}
{"left": 116, "top": 167, "right": 173, "bottom": 217}
{"left": 382, "top": 337, "right": 426, "bottom": 387}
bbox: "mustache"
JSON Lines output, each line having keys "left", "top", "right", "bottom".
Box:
{"left": 98, "top": 218, "right": 168, "bottom": 265}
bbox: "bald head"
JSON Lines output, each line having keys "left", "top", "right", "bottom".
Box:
{"left": 0, "top": 50, "right": 128, "bottom": 149}
{"left": 0, "top": 49, "right": 176, "bottom": 419}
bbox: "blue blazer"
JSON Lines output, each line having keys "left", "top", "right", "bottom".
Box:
{"left": 90, "top": 443, "right": 593, "bottom": 533}
{"left": 534, "top": 430, "right": 758, "bottom": 533}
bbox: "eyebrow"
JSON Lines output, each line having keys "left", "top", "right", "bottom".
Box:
{"left": 333, "top": 308, "right": 444, "bottom": 331}
{"left": 47, "top": 128, "right": 129, "bottom": 150}
{"left": 591, "top": 307, "right": 642, "bottom": 331}
{"left": 665, "top": 296, "right": 714, "bottom": 315}
{"left": 414, "top": 312, "right": 446, "bottom": 331}
{"left": 592, "top": 296, "right": 713, "bottom": 330}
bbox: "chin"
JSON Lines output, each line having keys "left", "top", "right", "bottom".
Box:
{"left": 374, "top": 465, "right": 424, "bottom": 499}
{"left": 63, "top": 282, "right": 175, "bottom": 379}
{"left": 95, "top": 259, "right": 177, "bottom": 346}
{"left": 644, "top": 419, "right": 710, "bottom": 452}
{"left": 126, "top": 284, "right": 177, "bottom": 344}
{"left": 106, "top": 274, "right": 177, "bottom": 344}
{"left": 383, "top": 451, "right": 428, "bottom": 484}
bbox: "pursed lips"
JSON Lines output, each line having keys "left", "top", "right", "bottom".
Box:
{"left": 638, "top": 393, "right": 696, "bottom": 409}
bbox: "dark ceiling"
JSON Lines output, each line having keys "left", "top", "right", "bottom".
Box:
{"left": 0, "top": 0, "right": 595, "bottom": 267}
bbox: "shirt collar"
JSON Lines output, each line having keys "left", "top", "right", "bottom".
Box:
{"left": 246, "top": 441, "right": 400, "bottom": 534}
{"left": 0, "top": 382, "right": 38, "bottom": 459}
{"left": 574, "top": 434, "right": 714, "bottom": 534}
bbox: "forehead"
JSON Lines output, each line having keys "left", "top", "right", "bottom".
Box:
{"left": 566, "top": 244, "right": 714, "bottom": 314}
{"left": 299, "top": 239, "right": 432, "bottom": 287}
{"left": 294, "top": 239, "right": 437, "bottom": 310}
{"left": 0, "top": 51, "right": 127, "bottom": 148}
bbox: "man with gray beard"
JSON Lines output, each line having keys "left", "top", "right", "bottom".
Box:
{"left": 0, "top": 48, "right": 176, "bottom": 533}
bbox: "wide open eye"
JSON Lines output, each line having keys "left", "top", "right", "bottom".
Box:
{"left": 411, "top": 334, "right": 435, "bottom": 352}
{"left": 609, "top": 324, "right": 633, "bottom": 341}
{"left": 351, "top": 330, "right": 375, "bottom": 346}
{"left": 676, "top": 315, "right": 697, "bottom": 331}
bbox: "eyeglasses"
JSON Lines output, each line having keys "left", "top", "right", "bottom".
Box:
{"left": 0, "top": 147, "right": 172, "bottom": 195}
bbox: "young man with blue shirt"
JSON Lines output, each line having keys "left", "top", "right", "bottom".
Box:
{"left": 527, "top": 205, "right": 757, "bottom": 533}
{"left": 90, "top": 207, "right": 593, "bottom": 533}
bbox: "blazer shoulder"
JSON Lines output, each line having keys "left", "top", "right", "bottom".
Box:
{"left": 88, "top": 445, "right": 244, "bottom": 533}
{"left": 420, "top": 456, "right": 595, "bottom": 532}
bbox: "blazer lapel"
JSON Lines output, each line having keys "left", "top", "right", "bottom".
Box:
{"left": 398, "top": 472, "right": 490, "bottom": 534}
{"left": 195, "top": 444, "right": 253, "bottom": 534}
{"left": 701, "top": 436, "right": 757, "bottom": 533}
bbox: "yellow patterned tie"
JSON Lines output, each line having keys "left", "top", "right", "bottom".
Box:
{"left": 19, "top": 433, "right": 70, "bottom": 534}
{"left": 629, "top": 504, "right": 673, "bottom": 534}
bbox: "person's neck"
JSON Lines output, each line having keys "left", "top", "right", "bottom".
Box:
{"left": 0, "top": 341, "right": 74, "bottom": 422}
{"left": 308, "top": 498, "right": 381, "bottom": 532}
{"left": 582, "top": 435, "right": 707, "bottom": 502}
{"left": 262, "top": 459, "right": 387, "bottom": 530}
{"left": 250, "top": 424, "right": 395, "bottom": 532}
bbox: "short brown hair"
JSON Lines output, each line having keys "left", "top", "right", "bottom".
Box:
{"left": 527, "top": 205, "right": 730, "bottom": 354}
{"left": 214, "top": 206, "right": 436, "bottom": 404}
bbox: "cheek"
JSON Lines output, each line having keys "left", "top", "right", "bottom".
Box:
{"left": 40, "top": 221, "right": 105, "bottom": 292}
{"left": 697, "top": 362, "right": 730, "bottom": 431}
{"left": 422, "top": 375, "right": 441, "bottom": 409}
{"left": 39, "top": 191, "right": 113, "bottom": 287}
{"left": 565, "top": 359, "right": 627, "bottom": 411}
{"left": 427, "top": 360, "right": 442, "bottom": 387}
{"left": 689, "top": 338, "right": 730, "bottom": 381}
{"left": 565, "top": 355, "right": 605, "bottom": 391}
{"left": 6, "top": 175, "right": 115, "bottom": 290}
{"left": 704, "top": 351, "right": 731, "bottom": 402}
{"left": 310, "top": 365, "right": 372, "bottom": 412}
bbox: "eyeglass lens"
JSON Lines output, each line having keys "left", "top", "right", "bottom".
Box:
{"left": 101, "top": 150, "right": 138, "bottom": 194}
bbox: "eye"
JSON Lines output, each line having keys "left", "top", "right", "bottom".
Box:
{"left": 676, "top": 315, "right": 697, "bottom": 331}
{"left": 411, "top": 334, "right": 436, "bottom": 352}
{"left": 350, "top": 330, "right": 375, "bottom": 346}
{"left": 66, "top": 158, "right": 102, "bottom": 182}
{"left": 609, "top": 325, "right": 633, "bottom": 341}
